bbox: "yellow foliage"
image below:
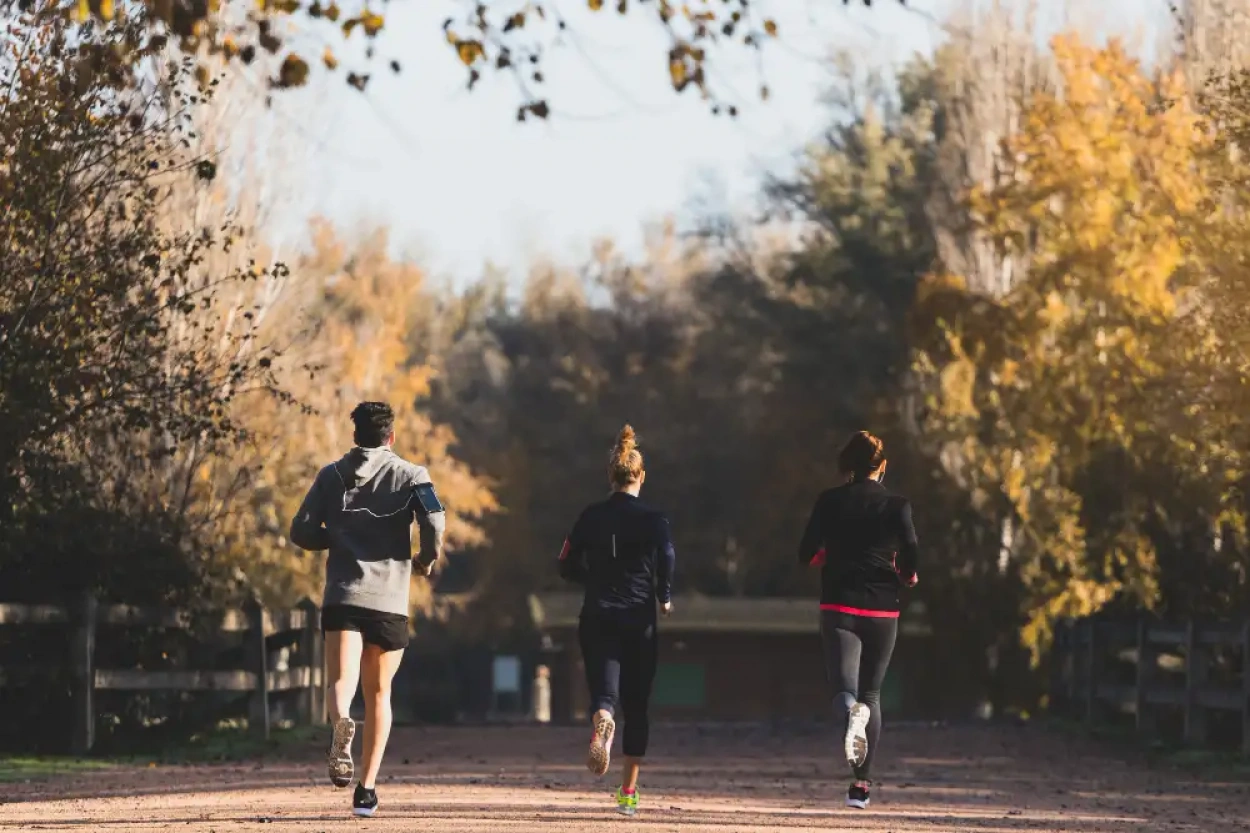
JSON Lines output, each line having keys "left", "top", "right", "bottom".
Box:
{"left": 912, "top": 33, "right": 1233, "bottom": 663}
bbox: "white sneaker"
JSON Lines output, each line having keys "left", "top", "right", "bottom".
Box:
{"left": 586, "top": 712, "right": 615, "bottom": 777}
{"left": 844, "top": 702, "right": 870, "bottom": 769}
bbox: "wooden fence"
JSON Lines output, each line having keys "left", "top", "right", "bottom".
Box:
{"left": 0, "top": 594, "right": 325, "bottom": 754}
{"left": 1050, "top": 616, "right": 1250, "bottom": 754}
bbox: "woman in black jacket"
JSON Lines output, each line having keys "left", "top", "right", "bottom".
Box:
{"left": 558, "top": 425, "right": 675, "bottom": 817}
{"left": 798, "top": 431, "right": 919, "bottom": 810}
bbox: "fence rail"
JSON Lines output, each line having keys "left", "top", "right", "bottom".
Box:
{"left": 1050, "top": 616, "right": 1250, "bottom": 754}
{"left": 0, "top": 594, "right": 326, "bottom": 754}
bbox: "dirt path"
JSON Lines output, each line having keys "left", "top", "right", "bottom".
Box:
{"left": 2, "top": 723, "right": 1247, "bottom": 832}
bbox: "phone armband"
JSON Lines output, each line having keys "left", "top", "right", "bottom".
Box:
{"left": 413, "top": 482, "right": 445, "bottom": 514}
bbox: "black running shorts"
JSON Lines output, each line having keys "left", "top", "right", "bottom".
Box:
{"left": 321, "top": 604, "right": 410, "bottom": 652}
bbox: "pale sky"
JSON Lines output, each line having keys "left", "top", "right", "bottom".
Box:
{"left": 244, "top": 0, "right": 1166, "bottom": 286}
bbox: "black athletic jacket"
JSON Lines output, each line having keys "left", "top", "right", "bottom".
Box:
{"left": 559, "top": 492, "right": 675, "bottom": 622}
{"left": 797, "top": 479, "right": 918, "bottom": 615}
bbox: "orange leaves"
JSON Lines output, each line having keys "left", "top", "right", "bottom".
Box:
{"left": 342, "top": 9, "right": 385, "bottom": 38}
{"left": 972, "top": 33, "right": 1208, "bottom": 325}
{"left": 912, "top": 32, "right": 1231, "bottom": 660}
{"left": 456, "top": 40, "right": 485, "bottom": 66}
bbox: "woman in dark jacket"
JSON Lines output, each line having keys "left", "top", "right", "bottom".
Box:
{"left": 798, "top": 431, "right": 919, "bottom": 810}
{"left": 558, "top": 425, "right": 675, "bottom": 817}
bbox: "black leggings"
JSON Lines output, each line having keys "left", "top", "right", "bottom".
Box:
{"left": 578, "top": 613, "right": 658, "bottom": 758}
{"left": 820, "top": 609, "right": 899, "bottom": 781}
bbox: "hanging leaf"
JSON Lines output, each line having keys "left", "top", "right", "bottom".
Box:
{"left": 456, "top": 40, "right": 484, "bottom": 65}
{"left": 361, "top": 9, "right": 385, "bottom": 37}
{"left": 275, "top": 53, "right": 309, "bottom": 87}
{"left": 763, "top": 19, "right": 777, "bottom": 36}
{"left": 322, "top": 47, "right": 338, "bottom": 70}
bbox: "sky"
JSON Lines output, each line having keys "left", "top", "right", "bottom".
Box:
{"left": 243, "top": 0, "right": 1167, "bottom": 287}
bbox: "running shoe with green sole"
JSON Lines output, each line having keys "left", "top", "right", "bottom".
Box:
{"left": 615, "top": 787, "right": 639, "bottom": 817}
{"left": 587, "top": 712, "right": 616, "bottom": 777}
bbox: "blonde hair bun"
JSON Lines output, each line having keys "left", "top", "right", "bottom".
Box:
{"left": 608, "top": 424, "right": 645, "bottom": 488}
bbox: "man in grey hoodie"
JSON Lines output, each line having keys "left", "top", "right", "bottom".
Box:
{"left": 290, "top": 401, "right": 445, "bottom": 818}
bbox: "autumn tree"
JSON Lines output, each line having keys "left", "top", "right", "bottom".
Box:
{"left": 0, "top": 12, "right": 288, "bottom": 606}
{"left": 911, "top": 34, "right": 1242, "bottom": 663}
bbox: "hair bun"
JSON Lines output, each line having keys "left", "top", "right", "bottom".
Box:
{"left": 614, "top": 424, "right": 637, "bottom": 459}
{"left": 838, "top": 430, "right": 886, "bottom": 479}
{"left": 608, "top": 424, "right": 645, "bottom": 488}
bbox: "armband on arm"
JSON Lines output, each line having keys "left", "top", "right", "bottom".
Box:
{"left": 413, "top": 482, "right": 446, "bottom": 572}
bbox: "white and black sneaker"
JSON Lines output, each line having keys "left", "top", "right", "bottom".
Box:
{"left": 327, "top": 717, "right": 356, "bottom": 788}
{"left": 352, "top": 783, "right": 379, "bottom": 817}
{"left": 844, "top": 702, "right": 870, "bottom": 769}
{"left": 846, "top": 782, "right": 871, "bottom": 809}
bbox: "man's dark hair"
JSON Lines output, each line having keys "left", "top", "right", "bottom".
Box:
{"left": 351, "top": 401, "right": 395, "bottom": 448}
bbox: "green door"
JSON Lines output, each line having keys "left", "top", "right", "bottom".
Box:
{"left": 652, "top": 662, "right": 706, "bottom": 708}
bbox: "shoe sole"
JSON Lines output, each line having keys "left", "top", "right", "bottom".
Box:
{"left": 616, "top": 806, "right": 636, "bottom": 816}
{"left": 844, "top": 702, "right": 870, "bottom": 769}
{"left": 587, "top": 713, "right": 615, "bottom": 777}
{"left": 846, "top": 797, "right": 870, "bottom": 809}
{"left": 328, "top": 717, "right": 356, "bottom": 788}
{"left": 352, "top": 806, "right": 377, "bottom": 817}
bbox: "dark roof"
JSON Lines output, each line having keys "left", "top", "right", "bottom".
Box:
{"left": 528, "top": 593, "right": 931, "bottom": 636}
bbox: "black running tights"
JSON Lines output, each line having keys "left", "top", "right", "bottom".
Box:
{"left": 820, "top": 609, "right": 899, "bottom": 781}
{"left": 578, "top": 613, "right": 658, "bottom": 758}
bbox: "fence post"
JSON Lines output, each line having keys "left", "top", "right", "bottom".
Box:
{"left": 1084, "top": 619, "right": 1099, "bottom": 726}
{"left": 296, "top": 597, "right": 325, "bottom": 726}
{"left": 1183, "top": 620, "right": 1207, "bottom": 746}
{"left": 1135, "top": 616, "right": 1155, "bottom": 741}
{"left": 70, "top": 591, "right": 98, "bottom": 756}
{"left": 1241, "top": 620, "right": 1250, "bottom": 757}
{"left": 1049, "top": 621, "right": 1066, "bottom": 717}
{"left": 244, "top": 596, "right": 270, "bottom": 739}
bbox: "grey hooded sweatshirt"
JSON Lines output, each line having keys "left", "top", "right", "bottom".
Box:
{"left": 290, "top": 446, "right": 446, "bottom": 617}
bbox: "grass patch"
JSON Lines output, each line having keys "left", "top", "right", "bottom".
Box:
{"left": 0, "top": 722, "right": 327, "bottom": 781}
{"left": 0, "top": 757, "right": 116, "bottom": 784}
{"left": 1044, "top": 715, "right": 1250, "bottom": 776}
{"left": 151, "top": 720, "right": 327, "bottom": 765}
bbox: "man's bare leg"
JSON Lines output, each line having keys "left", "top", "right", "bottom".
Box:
{"left": 359, "top": 643, "right": 405, "bottom": 790}
{"left": 324, "top": 630, "right": 363, "bottom": 787}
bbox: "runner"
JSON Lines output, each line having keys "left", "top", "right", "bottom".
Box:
{"left": 797, "top": 430, "right": 919, "bottom": 810}
{"left": 558, "top": 425, "right": 675, "bottom": 817}
{"left": 290, "top": 401, "right": 446, "bottom": 818}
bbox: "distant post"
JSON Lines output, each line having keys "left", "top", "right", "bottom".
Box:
{"left": 1083, "top": 619, "right": 1098, "bottom": 725}
{"left": 1183, "top": 620, "right": 1207, "bottom": 745}
{"left": 1135, "top": 617, "right": 1155, "bottom": 741}
{"left": 532, "top": 665, "right": 551, "bottom": 724}
{"left": 296, "top": 597, "right": 325, "bottom": 725}
{"left": 244, "top": 596, "right": 270, "bottom": 739}
{"left": 71, "top": 591, "right": 98, "bottom": 755}
{"left": 1241, "top": 620, "right": 1250, "bottom": 756}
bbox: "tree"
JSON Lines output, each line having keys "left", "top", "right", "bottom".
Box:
{"left": 0, "top": 12, "right": 289, "bottom": 605}
{"left": 911, "top": 34, "right": 1235, "bottom": 660}
{"left": 52, "top": 0, "right": 903, "bottom": 119}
